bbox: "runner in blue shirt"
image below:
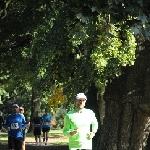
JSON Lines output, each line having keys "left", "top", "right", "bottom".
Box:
{"left": 4, "top": 104, "right": 27, "bottom": 150}
{"left": 42, "top": 109, "right": 52, "bottom": 145}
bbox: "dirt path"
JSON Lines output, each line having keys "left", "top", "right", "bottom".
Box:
{"left": 25, "top": 133, "right": 68, "bottom": 146}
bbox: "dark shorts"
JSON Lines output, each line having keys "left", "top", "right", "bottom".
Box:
{"left": 42, "top": 127, "right": 50, "bottom": 133}
{"left": 0, "top": 125, "right": 2, "bottom": 130}
{"left": 8, "top": 136, "right": 23, "bottom": 150}
{"left": 34, "top": 127, "right": 41, "bottom": 136}
{"left": 70, "top": 149, "right": 92, "bottom": 150}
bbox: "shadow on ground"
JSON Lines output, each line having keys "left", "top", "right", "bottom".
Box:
{"left": 0, "top": 143, "right": 69, "bottom": 150}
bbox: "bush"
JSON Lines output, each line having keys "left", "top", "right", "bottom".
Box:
{"left": 52, "top": 107, "right": 67, "bottom": 129}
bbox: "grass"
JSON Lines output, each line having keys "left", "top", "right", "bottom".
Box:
{"left": 0, "top": 129, "right": 69, "bottom": 146}
{"left": 0, "top": 132, "right": 8, "bottom": 143}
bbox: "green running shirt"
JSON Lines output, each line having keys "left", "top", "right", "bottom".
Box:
{"left": 63, "top": 108, "right": 98, "bottom": 149}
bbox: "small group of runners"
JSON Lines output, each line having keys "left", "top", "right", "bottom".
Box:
{"left": 31, "top": 109, "right": 52, "bottom": 146}
{"left": 1, "top": 92, "right": 98, "bottom": 150}
{"left": 2, "top": 104, "right": 52, "bottom": 150}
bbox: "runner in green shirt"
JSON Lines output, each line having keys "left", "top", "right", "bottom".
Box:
{"left": 63, "top": 93, "right": 98, "bottom": 150}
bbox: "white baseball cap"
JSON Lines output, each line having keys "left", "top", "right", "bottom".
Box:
{"left": 12, "top": 104, "right": 19, "bottom": 108}
{"left": 76, "top": 93, "right": 87, "bottom": 100}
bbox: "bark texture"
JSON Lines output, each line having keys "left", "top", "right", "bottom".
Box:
{"left": 28, "top": 86, "right": 41, "bottom": 132}
{"left": 97, "top": 38, "right": 150, "bottom": 150}
{"left": 97, "top": 89, "right": 105, "bottom": 125}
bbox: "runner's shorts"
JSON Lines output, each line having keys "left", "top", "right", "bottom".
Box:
{"left": 8, "top": 136, "right": 23, "bottom": 150}
{"left": 42, "top": 127, "right": 50, "bottom": 133}
{"left": 34, "top": 127, "right": 41, "bottom": 135}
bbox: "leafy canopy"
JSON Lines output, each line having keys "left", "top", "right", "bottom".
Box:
{"left": 1, "top": 0, "right": 149, "bottom": 107}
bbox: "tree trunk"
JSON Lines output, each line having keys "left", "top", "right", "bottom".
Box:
{"left": 97, "top": 38, "right": 150, "bottom": 150}
{"left": 144, "top": 119, "right": 150, "bottom": 150}
{"left": 97, "top": 88, "right": 105, "bottom": 125}
{"left": 86, "top": 84, "right": 101, "bottom": 149}
{"left": 31, "top": 86, "right": 41, "bottom": 116}
{"left": 28, "top": 86, "right": 41, "bottom": 132}
{"left": 97, "top": 71, "right": 127, "bottom": 150}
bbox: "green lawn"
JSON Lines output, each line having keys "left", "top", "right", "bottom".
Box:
{"left": 0, "top": 129, "right": 68, "bottom": 146}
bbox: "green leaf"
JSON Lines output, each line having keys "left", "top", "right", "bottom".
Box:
{"left": 114, "top": 0, "right": 122, "bottom": 4}
{"left": 131, "top": 26, "right": 139, "bottom": 36}
{"left": 137, "top": 14, "right": 148, "bottom": 24}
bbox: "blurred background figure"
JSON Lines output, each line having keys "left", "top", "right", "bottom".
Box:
{"left": 42, "top": 109, "right": 52, "bottom": 146}
{"left": 19, "top": 106, "right": 30, "bottom": 150}
{"left": 31, "top": 111, "right": 42, "bottom": 146}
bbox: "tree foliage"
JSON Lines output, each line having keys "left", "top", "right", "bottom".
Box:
{"left": 1, "top": 0, "right": 150, "bottom": 112}
{"left": 48, "top": 87, "right": 66, "bottom": 111}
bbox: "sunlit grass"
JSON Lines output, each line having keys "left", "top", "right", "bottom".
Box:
{"left": 0, "top": 132, "right": 8, "bottom": 143}
{"left": 0, "top": 129, "right": 68, "bottom": 145}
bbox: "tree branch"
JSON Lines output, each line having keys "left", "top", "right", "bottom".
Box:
{"left": 0, "top": 0, "right": 11, "bottom": 19}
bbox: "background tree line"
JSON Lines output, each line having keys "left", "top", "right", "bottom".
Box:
{"left": 1, "top": 0, "right": 150, "bottom": 149}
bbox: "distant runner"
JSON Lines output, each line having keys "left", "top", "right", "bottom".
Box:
{"left": 42, "top": 109, "right": 52, "bottom": 145}
{"left": 31, "top": 111, "right": 42, "bottom": 146}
